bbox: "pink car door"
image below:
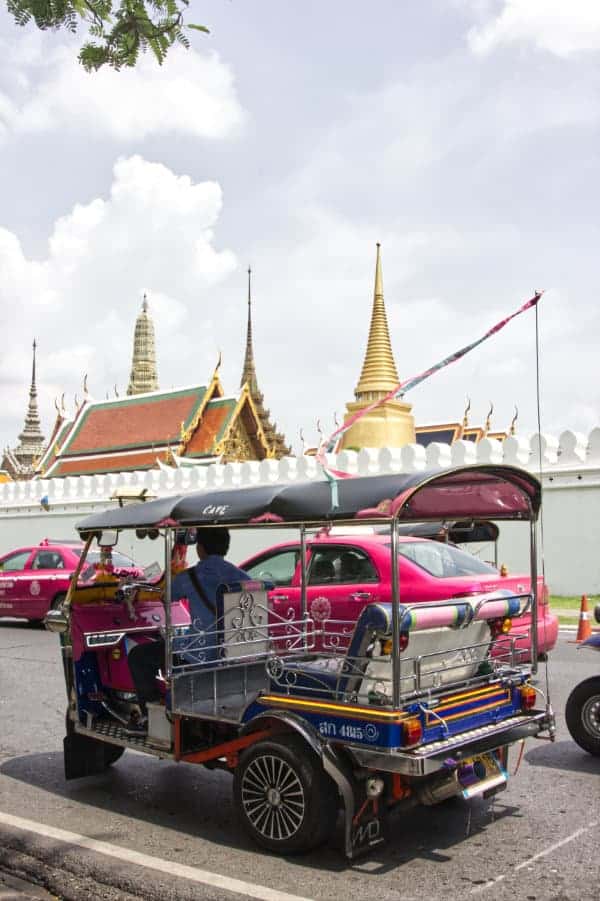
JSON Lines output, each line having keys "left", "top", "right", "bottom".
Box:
{"left": 17, "top": 548, "right": 67, "bottom": 619}
{"left": 0, "top": 549, "right": 35, "bottom": 618}
{"left": 243, "top": 545, "right": 303, "bottom": 630}
{"left": 306, "top": 546, "right": 381, "bottom": 649}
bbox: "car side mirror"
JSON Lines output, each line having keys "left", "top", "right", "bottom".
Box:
{"left": 45, "top": 608, "right": 69, "bottom": 634}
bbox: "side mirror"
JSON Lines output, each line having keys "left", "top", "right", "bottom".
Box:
{"left": 99, "top": 530, "right": 119, "bottom": 548}
{"left": 45, "top": 607, "right": 69, "bottom": 634}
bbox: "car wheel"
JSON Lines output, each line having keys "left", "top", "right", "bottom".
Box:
{"left": 51, "top": 592, "right": 67, "bottom": 611}
{"left": 233, "top": 733, "right": 338, "bottom": 854}
{"left": 565, "top": 676, "right": 600, "bottom": 756}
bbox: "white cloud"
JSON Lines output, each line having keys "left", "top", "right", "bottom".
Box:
{"left": 468, "top": 0, "right": 600, "bottom": 56}
{"left": 0, "top": 39, "right": 244, "bottom": 141}
{"left": 0, "top": 155, "right": 237, "bottom": 442}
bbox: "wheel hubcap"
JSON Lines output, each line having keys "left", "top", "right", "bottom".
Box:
{"left": 581, "top": 694, "right": 600, "bottom": 737}
{"left": 241, "top": 754, "right": 305, "bottom": 841}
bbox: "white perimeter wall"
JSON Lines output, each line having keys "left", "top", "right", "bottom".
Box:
{"left": 1, "top": 429, "right": 598, "bottom": 595}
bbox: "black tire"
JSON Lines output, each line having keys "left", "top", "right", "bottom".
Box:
{"left": 233, "top": 733, "right": 338, "bottom": 854}
{"left": 565, "top": 676, "right": 600, "bottom": 756}
{"left": 51, "top": 592, "right": 67, "bottom": 611}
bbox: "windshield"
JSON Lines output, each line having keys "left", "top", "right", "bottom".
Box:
{"left": 74, "top": 549, "right": 137, "bottom": 568}
{"left": 393, "top": 541, "right": 498, "bottom": 578}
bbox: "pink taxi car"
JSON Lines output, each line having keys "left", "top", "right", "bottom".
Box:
{"left": 241, "top": 531, "right": 558, "bottom": 660}
{"left": 0, "top": 538, "right": 141, "bottom": 623}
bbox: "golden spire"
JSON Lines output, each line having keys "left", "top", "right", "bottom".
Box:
{"left": 355, "top": 243, "right": 399, "bottom": 400}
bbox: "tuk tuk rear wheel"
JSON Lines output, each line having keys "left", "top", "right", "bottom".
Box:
{"left": 233, "top": 733, "right": 338, "bottom": 854}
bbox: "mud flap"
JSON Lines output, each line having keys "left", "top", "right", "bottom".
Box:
{"left": 350, "top": 797, "right": 388, "bottom": 858}
{"left": 63, "top": 732, "right": 107, "bottom": 780}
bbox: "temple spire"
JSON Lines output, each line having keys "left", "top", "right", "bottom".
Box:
{"left": 240, "top": 267, "right": 259, "bottom": 396}
{"left": 19, "top": 338, "right": 44, "bottom": 440}
{"left": 355, "top": 243, "right": 399, "bottom": 400}
{"left": 238, "top": 267, "right": 290, "bottom": 458}
{"left": 5, "top": 339, "right": 46, "bottom": 477}
{"left": 127, "top": 294, "right": 159, "bottom": 395}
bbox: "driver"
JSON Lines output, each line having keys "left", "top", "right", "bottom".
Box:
{"left": 126, "top": 526, "right": 249, "bottom": 735}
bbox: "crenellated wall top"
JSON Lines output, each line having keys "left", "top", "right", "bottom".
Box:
{"left": 1, "top": 429, "right": 600, "bottom": 509}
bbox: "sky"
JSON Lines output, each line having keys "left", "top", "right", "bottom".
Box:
{"left": 0, "top": 0, "right": 599, "bottom": 457}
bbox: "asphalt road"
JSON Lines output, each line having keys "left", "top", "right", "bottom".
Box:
{"left": 0, "top": 621, "right": 598, "bottom": 901}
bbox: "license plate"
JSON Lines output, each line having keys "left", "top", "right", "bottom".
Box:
{"left": 459, "top": 752, "right": 508, "bottom": 800}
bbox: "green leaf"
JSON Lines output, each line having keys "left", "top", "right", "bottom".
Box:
{"left": 188, "top": 23, "right": 209, "bottom": 33}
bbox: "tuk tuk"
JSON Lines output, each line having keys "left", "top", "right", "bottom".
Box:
{"left": 45, "top": 464, "right": 555, "bottom": 858}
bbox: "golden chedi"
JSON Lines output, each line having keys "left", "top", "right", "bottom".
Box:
{"left": 339, "top": 244, "right": 415, "bottom": 450}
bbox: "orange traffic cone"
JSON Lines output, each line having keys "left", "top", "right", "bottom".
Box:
{"left": 575, "top": 594, "right": 592, "bottom": 643}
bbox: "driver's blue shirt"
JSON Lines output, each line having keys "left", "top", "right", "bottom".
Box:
{"left": 172, "top": 555, "right": 250, "bottom": 661}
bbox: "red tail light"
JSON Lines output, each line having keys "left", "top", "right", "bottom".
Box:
{"left": 402, "top": 717, "right": 423, "bottom": 747}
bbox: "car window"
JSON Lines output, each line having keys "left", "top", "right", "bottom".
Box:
{"left": 31, "top": 550, "right": 65, "bottom": 570}
{"left": 245, "top": 550, "right": 300, "bottom": 587}
{"left": 0, "top": 550, "right": 32, "bottom": 572}
{"left": 396, "top": 541, "right": 497, "bottom": 577}
{"left": 308, "top": 547, "right": 378, "bottom": 585}
{"left": 85, "top": 550, "right": 137, "bottom": 569}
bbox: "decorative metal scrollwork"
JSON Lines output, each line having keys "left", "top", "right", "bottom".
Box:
{"left": 228, "top": 592, "right": 266, "bottom": 644}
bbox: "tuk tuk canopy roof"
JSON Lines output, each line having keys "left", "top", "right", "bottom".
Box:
{"left": 76, "top": 465, "right": 540, "bottom": 534}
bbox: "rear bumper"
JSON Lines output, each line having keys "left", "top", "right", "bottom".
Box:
{"left": 350, "top": 710, "right": 552, "bottom": 776}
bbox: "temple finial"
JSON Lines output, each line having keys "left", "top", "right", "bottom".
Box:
{"left": 354, "top": 243, "right": 399, "bottom": 399}
{"left": 462, "top": 397, "right": 471, "bottom": 429}
{"left": 484, "top": 401, "right": 494, "bottom": 433}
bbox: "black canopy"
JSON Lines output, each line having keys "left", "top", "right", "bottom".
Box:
{"left": 77, "top": 465, "right": 540, "bottom": 534}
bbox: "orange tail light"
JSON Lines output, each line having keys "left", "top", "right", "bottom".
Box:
{"left": 519, "top": 684, "right": 537, "bottom": 710}
{"left": 402, "top": 717, "right": 423, "bottom": 747}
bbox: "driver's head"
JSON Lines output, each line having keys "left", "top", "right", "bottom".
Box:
{"left": 196, "top": 527, "right": 230, "bottom": 559}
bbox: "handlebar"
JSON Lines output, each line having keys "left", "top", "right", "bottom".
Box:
{"left": 115, "top": 583, "right": 163, "bottom": 602}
